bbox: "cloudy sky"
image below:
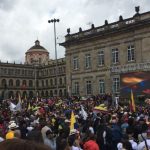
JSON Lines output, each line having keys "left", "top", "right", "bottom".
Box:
{"left": 0, "top": 0, "right": 150, "bottom": 63}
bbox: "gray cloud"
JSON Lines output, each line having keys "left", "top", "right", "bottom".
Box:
{"left": 0, "top": 0, "right": 18, "bottom": 11}
{"left": 0, "top": 0, "right": 150, "bottom": 63}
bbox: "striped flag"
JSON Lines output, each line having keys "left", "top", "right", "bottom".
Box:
{"left": 130, "top": 89, "right": 136, "bottom": 112}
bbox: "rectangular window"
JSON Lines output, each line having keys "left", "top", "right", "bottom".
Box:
{"left": 98, "top": 50, "right": 104, "bottom": 66}
{"left": 86, "top": 81, "right": 92, "bottom": 95}
{"left": 99, "top": 79, "right": 105, "bottom": 94}
{"left": 39, "top": 58, "right": 41, "bottom": 64}
{"left": 73, "top": 56, "right": 79, "bottom": 70}
{"left": 113, "top": 77, "right": 120, "bottom": 93}
{"left": 127, "top": 45, "right": 135, "bottom": 62}
{"left": 74, "top": 82, "right": 79, "bottom": 95}
{"left": 4, "top": 68, "right": 7, "bottom": 74}
{"left": 112, "top": 48, "right": 119, "bottom": 64}
{"left": 85, "top": 54, "right": 91, "bottom": 69}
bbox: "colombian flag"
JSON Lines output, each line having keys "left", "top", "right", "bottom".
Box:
{"left": 130, "top": 89, "right": 136, "bottom": 112}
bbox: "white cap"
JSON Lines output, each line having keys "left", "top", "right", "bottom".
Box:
{"left": 8, "top": 122, "right": 19, "bottom": 129}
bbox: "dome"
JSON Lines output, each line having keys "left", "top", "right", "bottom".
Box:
{"left": 26, "top": 40, "right": 48, "bottom": 53}
{"left": 25, "top": 40, "right": 49, "bottom": 65}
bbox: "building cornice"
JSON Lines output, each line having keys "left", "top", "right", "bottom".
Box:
{"left": 60, "top": 11, "right": 150, "bottom": 47}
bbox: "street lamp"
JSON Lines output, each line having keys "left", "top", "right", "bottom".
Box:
{"left": 33, "top": 60, "right": 38, "bottom": 97}
{"left": 48, "top": 18, "right": 59, "bottom": 97}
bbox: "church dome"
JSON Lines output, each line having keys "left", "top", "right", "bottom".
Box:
{"left": 25, "top": 40, "right": 49, "bottom": 65}
{"left": 26, "top": 40, "right": 48, "bottom": 53}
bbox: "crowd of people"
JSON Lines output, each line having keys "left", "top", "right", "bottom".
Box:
{"left": 0, "top": 94, "right": 149, "bottom": 150}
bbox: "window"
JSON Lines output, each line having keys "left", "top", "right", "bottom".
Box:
{"left": 45, "top": 91, "right": 49, "bottom": 97}
{"left": 54, "top": 68, "right": 56, "bottom": 74}
{"left": 46, "top": 80, "right": 48, "bottom": 87}
{"left": 8, "top": 69, "right": 14, "bottom": 75}
{"left": 113, "top": 77, "right": 120, "bottom": 93}
{"left": 73, "top": 56, "right": 79, "bottom": 70}
{"left": 63, "top": 67, "right": 65, "bottom": 73}
{"left": 59, "top": 89, "right": 62, "bottom": 96}
{"left": 99, "top": 79, "right": 105, "bottom": 94}
{"left": 9, "top": 79, "right": 13, "bottom": 87}
{"left": 3, "top": 68, "right": 7, "bottom": 74}
{"left": 55, "top": 78, "right": 57, "bottom": 85}
{"left": 16, "top": 80, "right": 20, "bottom": 87}
{"left": 24, "top": 70, "right": 27, "bottom": 76}
{"left": 17, "top": 69, "right": 20, "bottom": 75}
{"left": 58, "top": 67, "right": 62, "bottom": 74}
{"left": 64, "top": 77, "right": 66, "bottom": 84}
{"left": 46, "top": 70, "right": 48, "bottom": 76}
{"left": 50, "top": 90, "right": 53, "bottom": 97}
{"left": 86, "top": 81, "right": 92, "bottom": 95}
{"left": 28, "top": 70, "right": 33, "bottom": 76}
{"left": 74, "top": 82, "right": 79, "bottom": 95}
{"left": 36, "top": 80, "right": 39, "bottom": 87}
{"left": 50, "top": 79, "right": 53, "bottom": 86}
{"left": 54, "top": 90, "right": 57, "bottom": 95}
{"left": 22, "top": 70, "right": 25, "bottom": 75}
{"left": 59, "top": 78, "right": 62, "bottom": 85}
{"left": 85, "top": 54, "right": 91, "bottom": 69}
{"left": 112, "top": 48, "right": 119, "bottom": 64}
{"left": 41, "top": 91, "right": 44, "bottom": 97}
{"left": 39, "top": 58, "right": 41, "bottom": 64}
{"left": 127, "top": 45, "right": 135, "bottom": 62}
{"left": 22, "top": 80, "right": 27, "bottom": 89}
{"left": 31, "top": 58, "right": 33, "bottom": 63}
{"left": 29, "top": 80, "right": 33, "bottom": 87}
{"left": 98, "top": 50, "right": 104, "bottom": 66}
{"left": 42, "top": 80, "right": 44, "bottom": 87}
{"left": 22, "top": 80, "right": 26, "bottom": 86}
{"left": 2, "top": 79, "right": 7, "bottom": 87}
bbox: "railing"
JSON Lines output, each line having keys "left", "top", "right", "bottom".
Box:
{"left": 66, "top": 17, "right": 136, "bottom": 41}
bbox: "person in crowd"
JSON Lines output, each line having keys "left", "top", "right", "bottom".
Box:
{"left": 96, "top": 122, "right": 112, "bottom": 150}
{"left": 44, "top": 130, "right": 56, "bottom": 150}
{"left": 117, "top": 139, "right": 133, "bottom": 150}
{"left": 0, "top": 139, "right": 51, "bottom": 150}
{"left": 137, "top": 125, "right": 150, "bottom": 150}
{"left": 27, "top": 130, "right": 43, "bottom": 143}
{"left": 0, "top": 94, "right": 149, "bottom": 150}
{"left": 83, "top": 132, "right": 99, "bottom": 150}
{"left": 68, "top": 129, "right": 82, "bottom": 150}
{"left": 111, "top": 114, "right": 122, "bottom": 150}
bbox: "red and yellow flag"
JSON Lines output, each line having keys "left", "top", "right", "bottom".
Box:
{"left": 130, "top": 89, "right": 136, "bottom": 112}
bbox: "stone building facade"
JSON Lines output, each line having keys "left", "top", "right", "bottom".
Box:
{"left": 1, "top": 7, "right": 150, "bottom": 99}
{"left": 0, "top": 40, "right": 66, "bottom": 99}
{"left": 60, "top": 7, "right": 150, "bottom": 97}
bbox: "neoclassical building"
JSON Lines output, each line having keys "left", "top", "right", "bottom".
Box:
{"left": 1, "top": 7, "right": 150, "bottom": 99}
{"left": 0, "top": 40, "right": 66, "bottom": 99}
{"left": 60, "top": 7, "right": 150, "bottom": 97}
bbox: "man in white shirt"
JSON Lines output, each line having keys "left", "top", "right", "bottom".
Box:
{"left": 138, "top": 128, "right": 150, "bottom": 150}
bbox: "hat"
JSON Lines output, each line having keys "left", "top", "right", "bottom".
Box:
{"left": 124, "top": 112, "right": 128, "bottom": 115}
{"left": 6, "top": 131, "right": 14, "bottom": 139}
{"left": 69, "top": 129, "right": 79, "bottom": 135}
{"left": 65, "top": 119, "right": 70, "bottom": 123}
{"left": 27, "top": 127, "right": 34, "bottom": 131}
{"left": 9, "top": 120, "right": 15, "bottom": 125}
{"left": 8, "top": 122, "right": 19, "bottom": 130}
{"left": 117, "top": 143, "right": 123, "bottom": 150}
